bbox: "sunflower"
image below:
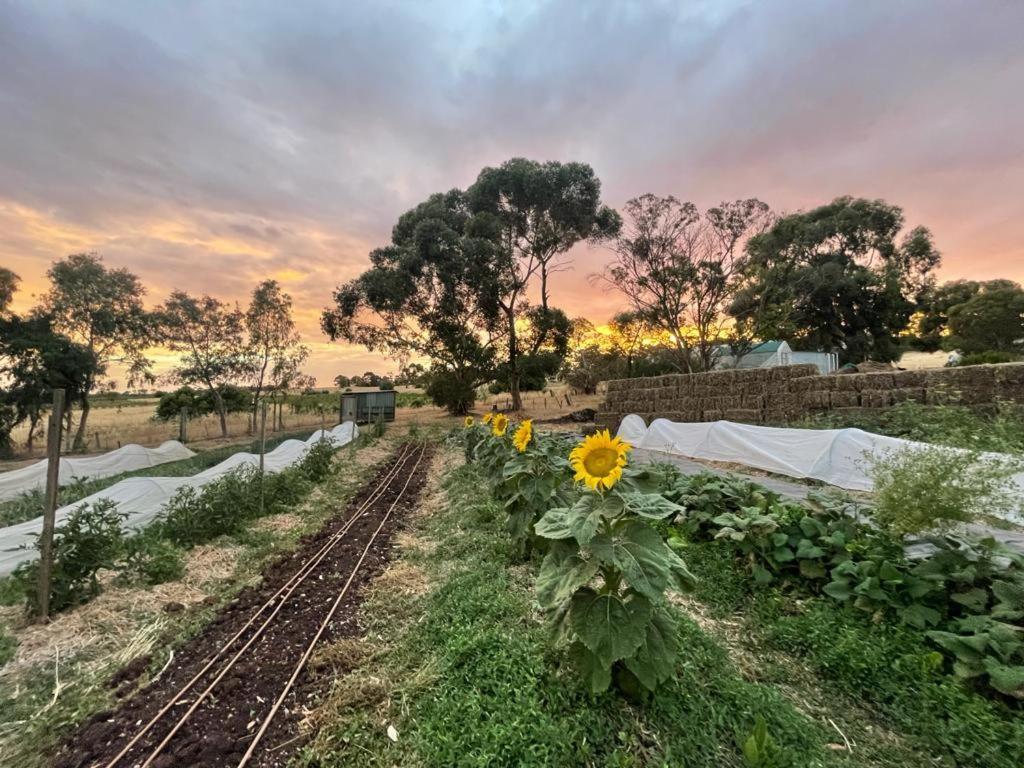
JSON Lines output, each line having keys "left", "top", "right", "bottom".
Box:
{"left": 491, "top": 413, "right": 509, "bottom": 436}
{"left": 464, "top": 415, "right": 474, "bottom": 428}
{"left": 569, "top": 429, "right": 631, "bottom": 491}
{"left": 482, "top": 412, "right": 494, "bottom": 425}
{"left": 512, "top": 419, "right": 533, "bottom": 452}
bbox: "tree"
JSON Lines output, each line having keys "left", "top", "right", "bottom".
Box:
{"left": 913, "top": 279, "right": 1020, "bottom": 351}
{"left": 41, "top": 253, "right": 153, "bottom": 450}
{"left": 322, "top": 190, "right": 504, "bottom": 414}
{"left": 466, "top": 158, "right": 620, "bottom": 408}
{"left": 947, "top": 285, "right": 1024, "bottom": 355}
{"left": 244, "top": 280, "right": 308, "bottom": 431}
{"left": 396, "top": 362, "right": 427, "bottom": 387}
{"left": 599, "top": 195, "right": 772, "bottom": 373}
{"left": 333, "top": 374, "right": 351, "bottom": 389}
{"left": 157, "top": 291, "right": 246, "bottom": 437}
{"left": 730, "top": 197, "right": 940, "bottom": 364}
{"left": 0, "top": 313, "right": 97, "bottom": 454}
{"left": 608, "top": 311, "right": 659, "bottom": 379}
{"left": 0, "top": 267, "right": 18, "bottom": 314}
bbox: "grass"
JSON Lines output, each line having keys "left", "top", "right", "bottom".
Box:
{"left": 301, "top": 453, "right": 876, "bottom": 768}
{"left": 0, "top": 431, "right": 387, "bottom": 766}
{"left": 684, "top": 541, "right": 1024, "bottom": 768}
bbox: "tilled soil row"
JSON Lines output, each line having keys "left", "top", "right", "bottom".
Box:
{"left": 57, "top": 443, "right": 431, "bottom": 768}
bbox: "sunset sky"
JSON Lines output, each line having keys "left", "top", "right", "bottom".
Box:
{"left": 2, "top": 1, "right": 1023, "bottom": 385}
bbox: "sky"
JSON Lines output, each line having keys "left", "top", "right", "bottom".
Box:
{"left": 2, "top": 0, "right": 1023, "bottom": 385}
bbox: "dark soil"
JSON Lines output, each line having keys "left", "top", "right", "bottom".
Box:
{"left": 55, "top": 443, "right": 431, "bottom": 768}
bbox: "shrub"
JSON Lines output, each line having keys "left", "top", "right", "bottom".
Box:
{"left": 869, "top": 446, "right": 1022, "bottom": 536}
{"left": 14, "top": 499, "right": 126, "bottom": 614}
{"left": 425, "top": 372, "right": 477, "bottom": 415}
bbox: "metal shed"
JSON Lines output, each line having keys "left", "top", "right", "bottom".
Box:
{"left": 339, "top": 389, "right": 397, "bottom": 424}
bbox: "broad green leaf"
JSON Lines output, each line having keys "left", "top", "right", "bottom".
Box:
{"left": 665, "top": 548, "right": 697, "bottom": 592}
{"left": 823, "top": 580, "right": 852, "bottom": 601}
{"left": 795, "top": 539, "right": 826, "bottom": 559}
{"left": 591, "top": 522, "right": 673, "bottom": 602}
{"left": 536, "top": 542, "right": 599, "bottom": 610}
{"left": 951, "top": 588, "right": 989, "bottom": 614}
{"left": 617, "top": 491, "right": 683, "bottom": 520}
{"left": 752, "top": 564, "right": 774, "bottom": 585}
{"left": 798, "top": 559, "right": 827, "bottom": 579}
{"left": 623, "top": 606, "right": 679, "bottom": 691}
{"left": 983, "top": 658, "right": 1024, "bottom": 697}
{"left": 569, "top": 641, "right": 611, "bottom": 693}
{"left": 900, "top": 603, "right": 941, "bottom": 629}
{"left": 569, "top": 587, "right": 651, "bottom": 665}
{"left": 534, "top": 507, "right": 574, "bottom": 540}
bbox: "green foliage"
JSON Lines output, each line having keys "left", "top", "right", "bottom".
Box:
{"left": 495, "top": 432, "right": 573, "bottom": 549}
{"left": 425, "top": 371, "right": 478, "bottom": 415}
{"left": 869, "top": 446, "right": 1022, "bottom": 536}
{"left": 0, "top": 627, "right": 16, "bottom": 667}
{"left": 947, "top": 285, "right": 1024, "bottom": 354}
{"left": 13, "top": 500, "right": 127, "bottom": 614}
{"left": 796, "top": 398, "right": 1024, "bottom": 454}
{"left": 671, "top": 469, "right": 1024, "bottom": 698}
{"left": 534, "top": 471, "right": 695, "bottom": 693}
{"left": 733, "top": 196, "right": 940, "bottom": 364}
{"left": 117, "top": 530, "right": 186, "bottom": 586}
{"left": 154, "top": 384, "right": 252, "bottom": 421}
{"left": 740, "top": 716, "right": 794, "bottom": 768}
{"left": 304, "top": 460, "right": 843, "bottom": 768}
{"left": 687, "top": 544, "right": 1024, "bottom": 767}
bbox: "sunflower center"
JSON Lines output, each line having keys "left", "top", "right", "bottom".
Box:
{"left": 583, "top": 447, "right": 618, "bottom": 478}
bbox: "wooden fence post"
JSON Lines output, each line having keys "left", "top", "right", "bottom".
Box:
{"left": 179, "top": 406, "right": 188, "bottom": 444}
{"left": 259, "top": 400, "right": 268, "bottom": 517}
{"left": 37, "top": 389, "right": 66, "bottom": 621}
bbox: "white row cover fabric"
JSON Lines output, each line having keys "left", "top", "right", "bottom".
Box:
{"left": 0, "top": 440, "right": 196, "bottom": 502}
{"left": 618, "top": 415, "right": 1024, "bottom": 521}
{"left": 0, "top": 423, "right": 358, "bottom": 576}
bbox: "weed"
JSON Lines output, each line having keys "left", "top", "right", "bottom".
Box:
{"left": 869, "top": 445, "right": 1022, "bottom": 535}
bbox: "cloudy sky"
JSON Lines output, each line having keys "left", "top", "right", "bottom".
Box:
{"left": 2, "top": 0, "right": 1022, "bottom": 383}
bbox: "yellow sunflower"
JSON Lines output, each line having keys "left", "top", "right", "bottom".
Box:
{"left": 464, "top": 415, "right": 474, "bottom": 428}
{"left": 512, "top": 419, "right": 533, "bottom": 452}
{"left": 491, "top": 413, "right": 509, "bottom": 436}
{"left": 569, "top": 429, "right": 631, "bottom": 491}
{"left": 482, "top": 412, "right": 494, "bottom": 425}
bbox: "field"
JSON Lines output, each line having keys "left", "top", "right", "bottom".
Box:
{"left": 1, "top": 391, "right": 1021, "bottom": 767}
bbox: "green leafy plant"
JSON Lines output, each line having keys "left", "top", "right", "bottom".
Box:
{"left": 870, "top": 446, "right": 1022, "bottom": 536}
{"left": 117, "top": 530, "right": 186, "bottom": 586}
{"left": 13, "top": 499, "right": 127, "bottom": 614}
{"left": 925, "top": 572, "right": 1024, "bottom": 698}
{"left": 533, "top": 433, "right": 695, "bottom": 694}
{"left": 739, "top": 715, "right": 794, "bottom": 768}
{"left": 497, "top": 431, "right": 573, "bottom": 549}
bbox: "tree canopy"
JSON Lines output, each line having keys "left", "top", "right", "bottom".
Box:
{"left": 41, "top": 253, "right": 153, "bottom": 449}
{"left": 730, "top": 197, "right": 940, "bottom": 364}
{"left": 600, "top": 194, "right": 772, "bottom": 372}
{"left": 157, "top": 291, "right": 247, "bottom": 437}
{"left": 947, "top": 284, "right": 1024, "bottom": 355}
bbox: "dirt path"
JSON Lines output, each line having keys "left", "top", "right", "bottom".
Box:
{"left": 55, "top": 443, "right": 432, "bottom": 768}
